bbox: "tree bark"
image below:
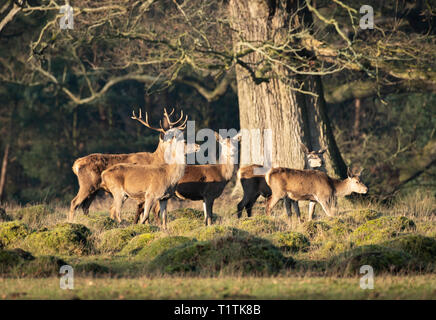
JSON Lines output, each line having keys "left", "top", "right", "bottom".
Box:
{"left": 229, "top": 0, "right": 347, "bottom": 178}
{"left": 0, "top": 142, "right": 9, "bottom": 202}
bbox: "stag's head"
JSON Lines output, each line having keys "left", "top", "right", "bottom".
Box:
{"left": 300, "top": 143, "right": 326, "bottom": 169}
{"left": 131, "top": 107, "right": 188, "bottom": 143}
{"left": 215, "top": 132, "right": 242, "bottom": 164}
{"left": 162, "top": 135, "right": 200, "bottom": 165}
{"left": 347, "top": 167, "right": 368, "bottom": 194}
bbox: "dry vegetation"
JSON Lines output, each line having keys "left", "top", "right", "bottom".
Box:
{"left": 0, "top": 182, "right": 435, "bottom": 299}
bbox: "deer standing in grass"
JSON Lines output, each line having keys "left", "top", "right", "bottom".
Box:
{"left": 237, "top": 144, "right": 326, "bottom": 221}
{"left": 100, "top": 131, "right": 198, "bottom": 229}
{"left": 265, "top": 166, "right": 368, "bottom": 218}
{"left": 135, "top": 132, "right": 241, "bottom": 226}
{"left": 68, "top": 108, "right": 187, "bottom": 222}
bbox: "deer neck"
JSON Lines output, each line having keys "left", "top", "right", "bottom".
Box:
{"left": 166, "top": 161, "right": 186, "bottom": 186}
{"left": 153, "top": 142, "right": 166, "bottom": 161}
{"left": 218, "top": 153, "right": 237, "bottom": 181}
{"left": 332, "top": 178, "right": 353, "bottom": 197}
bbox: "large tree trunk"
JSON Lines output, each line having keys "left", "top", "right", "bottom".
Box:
{"left": 229, "top": 0, "right": 347, "bottom": 178}
{"left": 0, "top": 142, "right": 9, "bottom": 202}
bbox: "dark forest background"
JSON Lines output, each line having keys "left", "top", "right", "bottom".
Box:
{"left": 0, "top": 0, "right": 435, "bottom": 204}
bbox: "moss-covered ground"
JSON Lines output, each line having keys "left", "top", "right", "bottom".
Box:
{"left": 0, "top": 189, "right": 435, "bottom": 299}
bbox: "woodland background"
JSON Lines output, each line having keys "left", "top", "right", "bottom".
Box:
{"left": 0, "top": 0, "right": 435, "bottom": 204}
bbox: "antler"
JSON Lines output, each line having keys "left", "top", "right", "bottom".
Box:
{"left": 348, "top": 166, "right": 364, "bottom": 177}
{"left": 163, "top": 107, "right": 188, "bottom": 130}
{"left": 131, "top": 108, "right": 166, "bottom": 134}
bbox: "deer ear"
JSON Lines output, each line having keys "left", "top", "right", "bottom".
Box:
{"left": 233, "top": 132, "right": 242, "bottom": 142}
{"left": 347, "top": 167, "right": 353, "bottom": 178}
{"left": 159, "top": 133, "right": 165, "bottom": 141}
{"left": 300, "top": 143, "right": 310, "bottom": 154}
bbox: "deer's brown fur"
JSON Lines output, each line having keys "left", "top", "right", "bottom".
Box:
{"left": 265, "top": 167, "right": 368, "bottom": 218}
{"left": 136, "top": 132, "right": 241, "bottom": 226}
{"left": 69, "top": 108, "right": 187, "bottom": 222}
{"left": 237, "top": 145, "right": 326, "bottom": 220}
{"left": 100, "top": 135, "right": 192, "bottom": 229}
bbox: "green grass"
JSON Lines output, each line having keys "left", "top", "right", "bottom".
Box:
{"left": 1, "top": 275, "right": 435, "bottom": 299}
{"left": 0, "top": 188, "right": 435, "bottom": 299}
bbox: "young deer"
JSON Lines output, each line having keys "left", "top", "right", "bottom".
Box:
{"left": 100, "top": 132, "right": 198, "bottom": 229}
{"left": 237, "top": 144, "right": 326, "bottom": 220}
{"left": 69, "top": 108, "right": 187, "bottom": 222}
{"left": 136, "top": 132, "right": 241, "bottom": 226}
{"left": 265, "top": 167, "right": 368, "bottom": 218}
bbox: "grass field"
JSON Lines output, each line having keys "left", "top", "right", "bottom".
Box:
{"left": 1, "top": 185, "right": 435, "bottom": 300}
{"left": 2, "top": 275, "right": 436, "bottom": 299}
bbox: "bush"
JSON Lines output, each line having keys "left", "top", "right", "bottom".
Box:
{"left": 349, "top": 209, "right": 382, "bottom": 224}
{"left": 85, "top": 215, "right": 118, "bottom": 232}
{"left": 302, "top": 220, "right": 331, "bottom": 238}
{"left": 149, "top": 235, "right": 289, "bottom": 275}
{"left": 269, "top": 231, "right": 310, "bottom": 252}
{"left": 15, "top": 204, "right": 54, "bottom": 227}
{"left": 20, "top": 223, "right": 92, "bottom": 256}
{"left": 11, "top": 255, "right": 66, "bottom": 278}
{"left": 238, "top": 215, "right": 280, "bottom": 234}
{"left": 330, "top": 245, "right": 414, "bottom": 276}
{"left": 167, "top": 218, "right": 203, "bottom": 236}
{"left": 325, "top": 218, "right": 352, "bottom": 238}
{"left": 351, "top": 216, "right": 416, "bottom": 245}
{"left": 124, "top": 224, "right": 160, "bottom": 235}
{"left": 0, "top": 221, "right": 31, "bottom": 247}
{"left": 383, "top": 235, "right": 436, "bottom": 263}
{"left": 97, "top": 224, "right": 160, "bottom": 254}
{"left": 135, "top": 236, "right": 195, "bottom": 260}
{"left": 74, "top": 262, "right": 110, "bottom": 276}
{"left": 318, "top": 240, "right": 353, "bottom": 257}
{"left": 120, "top": 233, "right": 161, "bottom": 256}
{"left": 188, "top": 225, "right": 249, "bottom": 241}
{"left": 0, "top": 208, "right": 11, "bottom": 222}
{"left": 168, "top": 208, "right": 204, "bottom": 221}
{"left": 97, "top": 228, "right": 137, "bottom": 253}
{"left": 0, "top": 248, "right": 34, "bottom": 274}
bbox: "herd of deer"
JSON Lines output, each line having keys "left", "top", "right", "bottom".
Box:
{"left": 68, "top": 109, "right": 368, "bottom": 230}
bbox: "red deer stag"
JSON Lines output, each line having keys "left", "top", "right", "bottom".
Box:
{"left": 68, "top": 108, "right": 187, "bottom": 222}
{"left": 135, "top": 132, "right": 241, "bottom": 226}
{"left": 237, "top": 144, "right": 326, "bottom": 220}
{"left": 101, "top": 131, "right": 196, "bottom": 229}
{"left": 265, "top": 166, "right": 368, "bottom": 218}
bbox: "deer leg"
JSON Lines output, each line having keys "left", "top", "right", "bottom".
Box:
{"left": 316, "top": 197, "right": 335, "bottom": 217}
{"left": 202, "top": 201, "right": 208, "bottom": 225}
{"left": 266, "top": 194, "right": 281, "bottom": 216}
{"left": 81, "top": 192, "right": 98, "bottom": 216}
{"left": 69, "top": 186, "right": 93, "bottom": 221}
{"left": 308, "top": 201, "right": 316, "bottom": 220}
{"left": 292, "top": 200, "right": 302, "bottom": 223}
{"left": 152, "top": 201, "right": 161, "bottom": 224}
{"left": 204, "top": 198, "right": 214, "bottom": 226}
{"left": 159, "top": 200, "right": 168, "bottom": 230}
{"left": 283, "top": 197, "right": 293, "bottom": 218}
{"left": 237, "top": 194, "right": 249, "bottom": 218}
{"left": 134, "top": 202, "right": 144, "bottom": 224}
{"left": 246, "top": 194, "right": 260, "bottom": 218}
{"left": 139, "top": 198, "right": 153, "bottom": 224}
{"left": 115, "top": 194, "right": 128, "bottom": 223}
{"left": 110, "top": 192, "right": 124, "bottom": 223}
